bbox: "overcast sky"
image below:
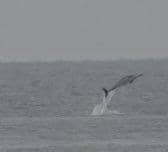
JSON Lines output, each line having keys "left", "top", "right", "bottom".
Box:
{"left": 0, "top": 0, "right": 168, "bottom": 61}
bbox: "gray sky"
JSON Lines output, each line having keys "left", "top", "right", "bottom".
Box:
{"left": 0, "top": 0, "right": 168, "bottom": 61}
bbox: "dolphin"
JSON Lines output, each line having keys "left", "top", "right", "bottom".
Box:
{"left": 102, "top": 73, "right": 143, "bottom": 97}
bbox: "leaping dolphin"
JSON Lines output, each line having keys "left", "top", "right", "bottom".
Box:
{"left": 102, "top": 73, "right": 143, "bottom": 97}
{"left": 92, "top": 73, "right": 143, "bottom": 116}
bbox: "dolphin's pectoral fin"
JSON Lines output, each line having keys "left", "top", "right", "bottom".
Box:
{"left": 130, "top": 79, "right": 134, "bottom": 83}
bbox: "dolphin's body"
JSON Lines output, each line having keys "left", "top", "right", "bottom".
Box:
{"left": 102, "top": 73, "right": 143, "bottom": 97}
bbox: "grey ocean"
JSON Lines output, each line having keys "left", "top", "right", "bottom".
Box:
{"left": 0, "top": 60, "right": 168, "bottom": 151}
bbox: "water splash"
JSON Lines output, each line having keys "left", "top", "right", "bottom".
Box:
{"left": 91, "top": 90, "right": 124, "bottom": 116}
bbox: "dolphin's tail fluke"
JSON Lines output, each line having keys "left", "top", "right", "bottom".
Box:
{"left": 102, "top": 87, "right": 108, "bottom": 97}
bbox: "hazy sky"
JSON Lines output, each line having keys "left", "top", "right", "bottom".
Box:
{"left": 0, "top": 0, "right": 168, "bottom": 61}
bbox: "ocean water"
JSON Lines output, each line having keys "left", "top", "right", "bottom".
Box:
{"left": 0, "top": 59, "right": 168, "bottom": 151}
